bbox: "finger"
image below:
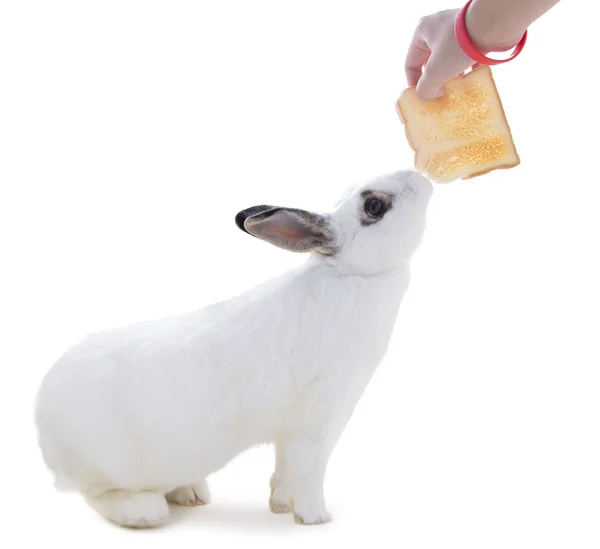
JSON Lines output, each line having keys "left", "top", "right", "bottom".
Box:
{"left": 415, "top": 51, "right": 465, "bottom": 100}
{"left": 404, "top": 34, "right": 430, "bottom": 87}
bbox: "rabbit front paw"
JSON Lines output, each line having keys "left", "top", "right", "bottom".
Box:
{"left": 269, "top": 474, "right": 292, "bottom": 513}
{"left": 290, "top": 485, "right": 332, "bottom": 525}
{"left": 292, "top": 505, "right": 332, "bottom": 526}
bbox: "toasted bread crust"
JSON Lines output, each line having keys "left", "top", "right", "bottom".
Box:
{"left": 396, "top": 66, "right": 519, "bottom": 183}
{"left": 394, "top": 98, "right": 426, "bottom": 180}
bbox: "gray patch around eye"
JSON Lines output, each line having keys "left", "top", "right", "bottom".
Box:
{"left": 359, "top": 191, "right": 395, "bottom": 226}
{"left": 360, "top": 189, "right": 375, "bottom": 199}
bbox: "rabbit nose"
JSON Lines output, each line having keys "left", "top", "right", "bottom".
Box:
{"left": 413, "top": 174, "right": 434, "bottom": 198}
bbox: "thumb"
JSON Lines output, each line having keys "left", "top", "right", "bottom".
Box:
{"left": 415, "top": 52, "right": 455, "bottom": 100}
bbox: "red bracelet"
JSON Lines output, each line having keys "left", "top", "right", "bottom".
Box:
{"left": 454, "top": 0, "right": 527, "bottom": 65}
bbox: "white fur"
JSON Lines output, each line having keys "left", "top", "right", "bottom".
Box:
{"left": 35, "top": 169, "right": 433, "bottom": 527}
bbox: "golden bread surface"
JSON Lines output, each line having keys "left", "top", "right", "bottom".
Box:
{"left": 397, "top": 66, "right": 519, "bottom": 182}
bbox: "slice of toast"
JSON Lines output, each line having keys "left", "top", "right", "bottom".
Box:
{"left": 396, "top": 65, "right": 520, "bottom": 183}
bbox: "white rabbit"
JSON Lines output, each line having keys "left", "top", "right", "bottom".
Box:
{"left": 35, "top": 169, "right": 433, "bottom": 528}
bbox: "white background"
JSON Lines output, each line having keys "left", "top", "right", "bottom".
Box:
{"left": 1, "top": 1, "right": 598, "bottom": 547}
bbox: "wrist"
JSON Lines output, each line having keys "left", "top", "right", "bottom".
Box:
{"left": 464, "top": 0, "right": 527, "bottom": 52}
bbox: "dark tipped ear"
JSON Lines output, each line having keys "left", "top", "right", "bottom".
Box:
{"left": 235, "top": 205, "right": 278, "bottom": 235}
{"left": 235, "top": 206, "right": 338, "bottom": 254}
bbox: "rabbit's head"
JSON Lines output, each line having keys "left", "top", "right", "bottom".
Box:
{"left": 235, "top": 170, "right": 432, "bottom": 275}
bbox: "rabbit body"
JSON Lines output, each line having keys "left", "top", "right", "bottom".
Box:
{"left": 35, "top": 169, "right": 432, "bottom": 527}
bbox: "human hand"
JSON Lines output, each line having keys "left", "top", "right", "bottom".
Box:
{"left": 405, "top": 8, "right": 523, "bottom": 101}
{"left": 405, "top": 9, "right": 476, "bottom": 101}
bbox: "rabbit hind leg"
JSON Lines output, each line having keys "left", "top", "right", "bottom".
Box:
{"left": 166, "top": 480, "right": 211, "bottom": 507}
{"left": 85, "top": 489, "right": 170, "bottom": 528}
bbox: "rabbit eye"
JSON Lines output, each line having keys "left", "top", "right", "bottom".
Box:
{"left": 364, "top": 197, "right": 384, "bottom": 218}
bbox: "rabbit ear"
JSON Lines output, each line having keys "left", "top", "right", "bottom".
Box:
{"left": 235, "top": 205, "right": 278, "bottom": 235}
{"left": 235, "top": 206, "right": 338, "bottom": 254}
